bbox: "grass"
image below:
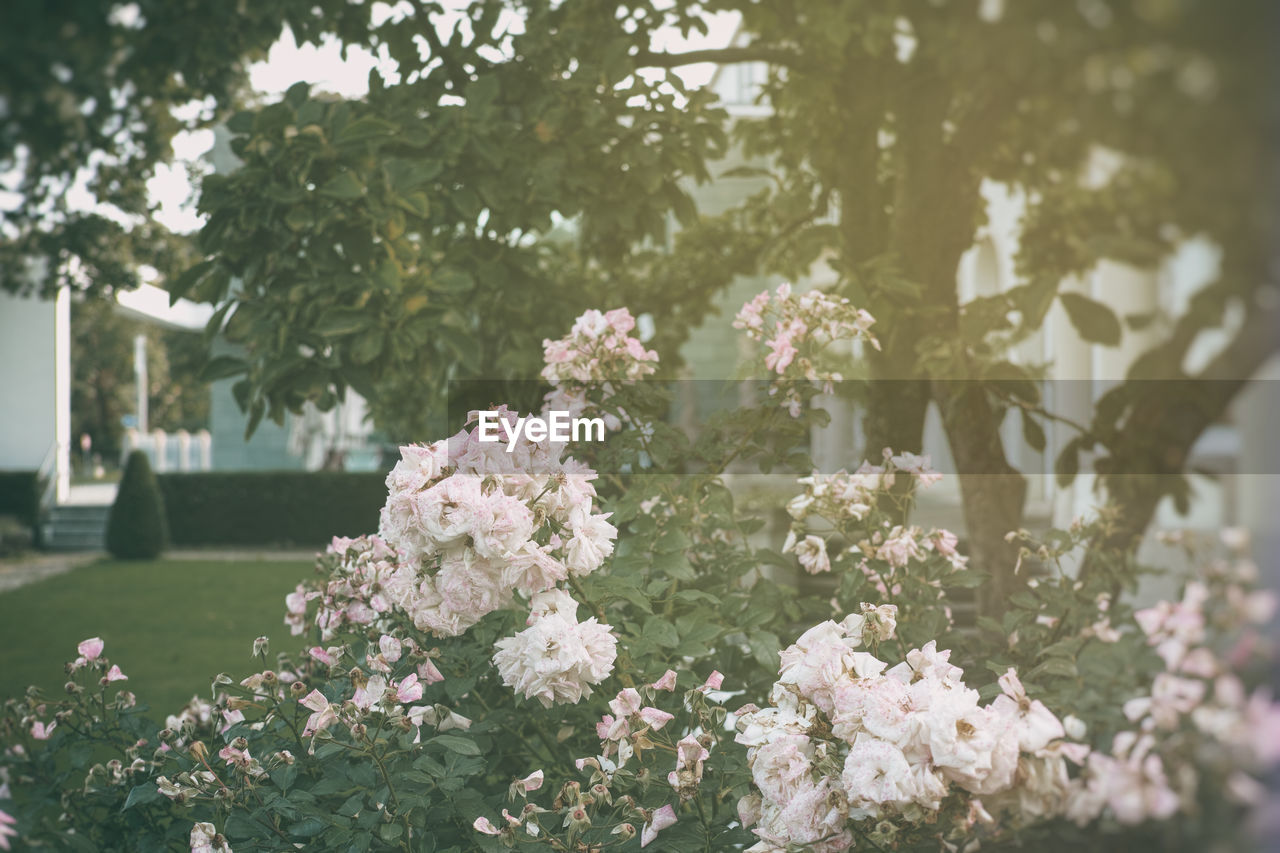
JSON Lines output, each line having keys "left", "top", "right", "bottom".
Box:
{"left": 0, "top": 558, "right": 313, "bottom": 716}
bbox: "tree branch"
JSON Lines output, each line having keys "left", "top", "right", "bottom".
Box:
{"left": 634, "top": 46, "right": 801, "bottom": 69}
{"left": 1087, "top": 301, "right": 1280, "bottom": 562}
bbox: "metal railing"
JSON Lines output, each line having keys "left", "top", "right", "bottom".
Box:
{"left": 36, "top": 439, "right": 60, "bottom": 511}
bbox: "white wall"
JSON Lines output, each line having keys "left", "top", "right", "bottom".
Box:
{"left": 0, "top": 289, "right": 62, "bottom": 473}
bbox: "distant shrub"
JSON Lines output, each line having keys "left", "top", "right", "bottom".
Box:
{"left": 0, "top": 471, "right": 40, "bottom": 529}
{"left": 156, "top": 471, "right": 386, "bottom": 547}
{"left": 105, "top": 451, "right": 168, "bottom": 559}
{"left": 0, "top": 515, "right": 33, "bottom": 557}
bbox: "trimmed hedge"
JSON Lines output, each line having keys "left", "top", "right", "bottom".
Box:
{"left": 106, "top": 450, "right": 168, "bottom": 559}
{"left": 156, "top": 471, "right": 387, "bottom": 548}
{"left": 0, "top": 471, "right": 40, "bottom": 528}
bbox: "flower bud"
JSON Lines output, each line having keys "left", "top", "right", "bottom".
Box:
{"left": 65, "top": 681, "right": 81, "bottom": 695}
{"left": 612, "top": 823, "right": 635, "bottom": 840}
{"left": 290, "top": 681, "right": 307, "bottom": 697}
{"left": 562, "top": 806, "right": 590, "bottom": 831}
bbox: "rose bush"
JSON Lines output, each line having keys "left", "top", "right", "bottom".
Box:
{"left": 1, "top": 298, "right": 1276, "bottom": 852}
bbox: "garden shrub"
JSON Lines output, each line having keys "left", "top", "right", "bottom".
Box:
{"left": 1, "top": 303, "right": 1276, "bottom": 852}
{"left": 0, "top": 470, "right": 40, "bottom": 529}
{"left": 105, "top": 450, "right": 169, "bottom": 559}
{"left": 0, "top": 515, "right": 34, "bottom": 558}
{"left": 156, "top": 472, "right": 387, "bottom": 548}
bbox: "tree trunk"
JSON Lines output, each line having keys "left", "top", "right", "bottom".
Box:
{"left": 934, "top": 381, "right": 1027, "bottom": 614}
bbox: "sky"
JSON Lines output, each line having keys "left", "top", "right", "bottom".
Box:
{"left": 148, "top": 4, "right": 741, "bottom": 236}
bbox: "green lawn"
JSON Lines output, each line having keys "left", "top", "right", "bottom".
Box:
{"left": 0, "top": 558, "right": 313, "bottom": 716}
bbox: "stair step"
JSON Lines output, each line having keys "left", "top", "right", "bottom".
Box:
{"left": 42, "top": 504, "right": 112, "bottom": 551}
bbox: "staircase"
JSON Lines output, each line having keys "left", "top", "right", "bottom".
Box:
{"left": 42, "top": 504, "right": 110, "bottom": 551}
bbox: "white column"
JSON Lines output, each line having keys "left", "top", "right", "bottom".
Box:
{"left": 54, "top": 286, "right": 72, "bottom": 503}
{"left": 134, "top": 334, "right": 149, "bottom": 435}
{"left": 176, "top": 429, "right": 192, "bottom": 471}
{"left": 196, "top": 429, "right": 213, "bottom": 470}
{"left": 152, "top": 429, "right": 168, "bottom": 472}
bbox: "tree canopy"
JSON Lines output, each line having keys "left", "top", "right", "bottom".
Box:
{"left": 4, "top": 0, "right": 1276, "bottom": 612}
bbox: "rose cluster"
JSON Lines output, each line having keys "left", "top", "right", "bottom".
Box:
{"left": 1065, "top": 532, "right": 1280, "bottom": 826}
{"left": 492, "top": 589, "right": 618, "bottom": 707}
{"left": 541, "top": 307, "right": 659, "bottom": 430}
{"left": 284, "top": 404, "right": 620, "bottom": 707}
{"left": 783, "top": 452, "right": 966, "bottom": 604}
{"left": 734, "top": 609, "right": 1085, "bottom": 852}
{"left": 733, "top": 282, "right": 879, "bottom": 416}
{"left": 285, "top": 535, "right": 400, "bottom": 638}
{"left": 376, "top": 411, "right": 617, "bottom": 640}
{"left": 475, "top": 670, "right": 728, "bottom": 850}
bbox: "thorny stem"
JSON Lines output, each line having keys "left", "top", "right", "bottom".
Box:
{"left": 364, "top": 723, "right": 413, "bottom": 852}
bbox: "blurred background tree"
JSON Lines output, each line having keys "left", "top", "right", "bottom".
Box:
{"left": 4, "top": 1, "right": 1276, "bottom": 614}
{"left": 70, "top": 299, "right": 210, "bottom": 470}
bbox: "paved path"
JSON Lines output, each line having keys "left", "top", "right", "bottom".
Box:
{"left": 0, "top": 552, "right": 100, "bottom": 593}
{"left": 0, "top": 549, "right": 317, "bottom": 594}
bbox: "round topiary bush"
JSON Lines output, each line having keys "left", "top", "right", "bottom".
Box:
{"left": 105, "top": 450, "right": 168, "bottom": 559}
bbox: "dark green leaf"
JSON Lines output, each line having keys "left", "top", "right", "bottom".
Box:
{"left": 1059, "top": 292, "right": 1121, "bottom": 346}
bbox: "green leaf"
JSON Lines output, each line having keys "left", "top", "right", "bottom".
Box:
{"left": 318, "top": 172, "right": 365, "bottom": 200}
{"left": 314, "top": 308, "right": 369, "bottom": 337}
{"left": 651, "top": 550, "right": 696, "bottom": 581}
{"left": 429, "top": 268, "right": 474, "bottom": 294}
{"left": 227, "top": 110, "right": 255, "bottom": 134}
{"left": 1030, "top": 657, "right": 1079, "bottom": 679}
{"left": 1020, "top": 410, "right": 1046, "bottom": 452}
{"left": 122, "top": 783, "right": 161, "bottom": 810}
{"left": 719, "top": 165, "right": 772, "bottom": 179}
{"left": 429, "top": 734, "right": 481, "bottom": 755}
{"left": 284, "top": 207, "right": 315, "bottom": 232}
{"left": 337, "top": 793, "right": 365, "bottom": 818}
{"left": 392, "top": 191, "right": 430, "bottom": 219}
{"left": 335, "top": 116, "right": 398, "bottom": 146}
{"left": 643, "top": 617, "right": 680, "bottom": 648}
{"left": 200, "top": 355, "right": 247, "bottom": 381}
{"left": 288, "top": 817, "right": 327, "bottom": 838}
{"left": 167, "top": 259, "right": 214, "bottom": 304}
{"left": 1008, "top": 590, "right": 1039, "bottom": 610}
{"left": 284, "top": 81, "right": 311, "bottom": 109}
{"left": 348, "top": 328, "right": 385, "bottom": 365}
{"left": 1059, "top": 292, "right": 1121, "bottom": 346}
{"left": 1055, "top": 436, "right": 1082, "bottom": 487}
{"left": 747, "top": 631, "right": 780, "bottom": 668}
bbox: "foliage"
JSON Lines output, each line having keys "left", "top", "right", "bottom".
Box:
{"left": 157, "top": 472, "right": 385, "bottom": 548}
{"left": 1, "top": 305, "right": 1275, "bottom": 852}
{"left": 0, "top": 0, "right": 373, "bottom": 297}
{"left": 166, "top": 0, "right": 1277, "bottom": 614}
{"left": 0, "top": 472, "right": 41, "bottom": 530}
{"left": 106, "top": 450, "right": 169, "bottom": 559}
{"left": 6, "top": 2, "right": 1275, "bottom": 620}
{"left": 187, "top": 9, "right": 730, "bottom": 439}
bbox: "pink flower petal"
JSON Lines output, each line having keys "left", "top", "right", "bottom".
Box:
{"left": 77, "top": 637, "right": 104, "bottom": 661}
